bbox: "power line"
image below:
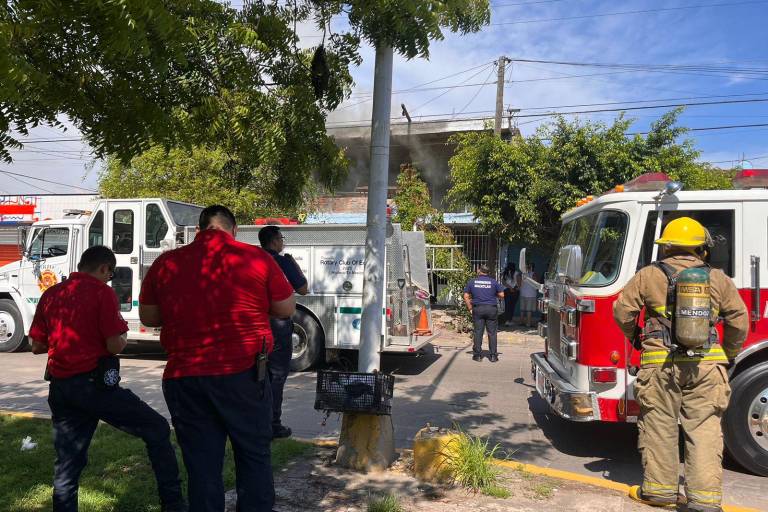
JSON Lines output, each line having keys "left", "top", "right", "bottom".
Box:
{"left": 408, "top": 64, "right": 495, "bottom": 114}
{"left": 327, "top": 96, "right": 768, "bottom": 126}
{"left": 1, "top": 172, "right": 56, "bottom": 194}
{"left": 490, "top": 0, "right": 768, "bottom": 25}
{"left": 455, "top": 66, "right": 498, "bottom": 118}
{"left": 0, "top": 170, "right": 97, "bottom": 193}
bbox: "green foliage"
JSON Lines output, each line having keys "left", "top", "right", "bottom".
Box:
{"left": 99, "top": 145, "right": 305, "bottom": 223}
{"left": 442, "top": 429, "right": 504, "bottom": 494}
{"left": 448, "top": 109, "right": 731, "bottom": 252}
{"left": 483, "top": 484, "right": 512, "bottom": 499}
{"left": 1, "top": 0, "right": 490, "bottom": 194}
{"left": 393, "top": 164, "right": 474, "bottom": 326}
{"left": 0, "top": 414, "right": 312, "bottom": 511}
{"left": 393, "top": 164, "right": 436, "bottom": 229}
{"left": 366, "top": 493, "right": 404, "bottom": 512}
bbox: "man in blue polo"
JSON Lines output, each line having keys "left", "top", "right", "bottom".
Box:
{"left": 259, "top": 225, "right": 308, "bottom": 439}
{"left": 463, "top": 264, "right": 505, "bottom": 362}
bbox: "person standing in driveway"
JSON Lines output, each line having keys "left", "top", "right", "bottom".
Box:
{"left": 463, "top": 264, "right": 505, "bottom": 362}
{"left": 258, "top": 225, "right": 308, "bottom": 439}
{"left": 140, "top": 205, "right": 295, "bottom": 512}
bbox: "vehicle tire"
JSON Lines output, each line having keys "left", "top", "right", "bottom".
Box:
{"left": 290, "top": 308, "right": 324, "bottom": 372}
{"left": 724, "top": 360, "right": 768, "bottom": 476}
{"left": 0, "top": 299, "right": 27, "bottom": 352}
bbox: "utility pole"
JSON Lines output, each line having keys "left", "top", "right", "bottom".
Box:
{"left": 358, "top": 43, "right": 393, "bottom": 374}
{"left": 336, "top": 43, "right": 396, "bottom": 472}
{"left": 490, "top": 56, "right": 509, "bottom": 277}
{"left": 494, "top": 56, "right": 509, "bottom": 136}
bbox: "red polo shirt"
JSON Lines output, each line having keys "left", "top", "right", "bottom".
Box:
{"left": 29, "top": 273, "right": 128, "bottom": 379}
{"left": 139, "top": 229, "right": 294, "bottom": 379}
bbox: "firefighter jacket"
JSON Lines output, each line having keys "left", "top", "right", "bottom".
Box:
{"left": 613, "top": 254, "right": 748, "bottom": 366}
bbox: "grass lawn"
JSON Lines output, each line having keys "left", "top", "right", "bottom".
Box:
{"left": 0, "top": 414, "right": 314, "bottom": 512}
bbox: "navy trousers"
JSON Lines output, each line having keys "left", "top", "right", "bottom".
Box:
{"left": 268, "top": 318, "right": 293, "bottom": 428}
{"left": 163, "top": 369, "right": 274, "bottom": 512}
{"left": 472, "top": 304, "right": 499, "bottom": 356}
{"left": 47, "top": 374, "right": 183, "bottom": 512}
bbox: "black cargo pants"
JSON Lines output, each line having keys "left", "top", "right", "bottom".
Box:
{"left": 268, "top": 317, "right": 293, "bottom": 428}
{"left": 472, "top": 304, "right": 498, "bottom": 356}
{"left": 47, "top": 373, "right": 183, "bottom": 512}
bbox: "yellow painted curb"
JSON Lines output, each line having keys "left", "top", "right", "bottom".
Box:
{"left": 0, "top": 409, "right": 48, "bottom": 419}
{"left": 493, "top": 459, "right": 760, "bottom": 512}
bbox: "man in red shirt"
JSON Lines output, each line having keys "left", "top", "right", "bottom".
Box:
{"left": 140, "top": 205, "right": 295, "bottom": 512}
{"left": 29, "top": 246, "right": 184, "bottom": 512}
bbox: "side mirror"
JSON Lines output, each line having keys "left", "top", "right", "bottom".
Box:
{"left": 558, "top": 245, "right": 583, "bottom": 282}
{"left": 519, "top": 248, "right": 527, "bottom": 273}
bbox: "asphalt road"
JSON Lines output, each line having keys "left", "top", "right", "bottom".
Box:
{"left": 1, "top": 329, "right": 766, "bottom": 510}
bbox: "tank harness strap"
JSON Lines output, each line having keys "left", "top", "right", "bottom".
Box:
{"left": 648, "top": 262, "right": 715, "bottom": 352}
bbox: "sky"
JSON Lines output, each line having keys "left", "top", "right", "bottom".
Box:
{"left": 3, "top": 0, "right": 768, "bottom": 195}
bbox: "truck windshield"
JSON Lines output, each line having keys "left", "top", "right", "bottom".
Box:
{"left": 549, "top": 210, "right": 629, "bottom": 287}
{"left": 167, "top": 202, "right": 203, "bottom": 227}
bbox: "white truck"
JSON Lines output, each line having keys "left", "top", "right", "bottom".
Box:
{"left": 0, "top": 199, "right": 436, "bottom": 371}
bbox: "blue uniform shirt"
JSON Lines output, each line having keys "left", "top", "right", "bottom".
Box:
{"left": 464, "top": 275, "right": 504, "bottom": 306}
{"left": 267, "top": 249, "right": 307, "bottom": 292}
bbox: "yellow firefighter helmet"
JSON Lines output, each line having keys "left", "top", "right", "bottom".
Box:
{"left": 655, "top": 217, "right": 711, "bottom": 247}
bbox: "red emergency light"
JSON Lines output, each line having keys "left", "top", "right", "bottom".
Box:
{"left": 732, "top": 168, "right": 768, "bottom": 189}
{"left": 253, "top": 217, "right": 299, "bottom": 225}
{"left": 622, "top": 172, "right": 671, "bottom": 192}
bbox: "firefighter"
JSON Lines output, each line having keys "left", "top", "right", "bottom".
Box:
{"left": 613, "top": 217, "right": 748, "bottom": 512}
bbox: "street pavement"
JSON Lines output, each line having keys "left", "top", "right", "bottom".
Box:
{"left": 1, "top": 328, "right": 766, "bottom": 510}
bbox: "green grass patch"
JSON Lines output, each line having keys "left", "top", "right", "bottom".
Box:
{"left": 441, "top": 428, "right": 505, "bottom": 494}
{"left": 0, "top": 414, "right": 313, "bottom": 511}
{"left": 366, "top": 493, "right": 404, "bottom": 512}
{"left": 482, "top": 484, "right": 511, "bottom": 498}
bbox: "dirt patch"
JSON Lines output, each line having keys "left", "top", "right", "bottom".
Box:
{"left": 226, "top": 447, "right": 653, "bottom": 512}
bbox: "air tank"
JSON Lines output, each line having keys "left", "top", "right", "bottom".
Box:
{"left": 675, "top": 267, "right": 711, "bottom": 348}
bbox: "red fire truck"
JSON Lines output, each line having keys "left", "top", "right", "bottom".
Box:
{"left": 527, "top": 170, "right": 768, "bottom": 476}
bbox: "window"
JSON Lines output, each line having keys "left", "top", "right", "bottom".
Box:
{"left": 549, "top": 211, "right": 629, "bottom": 287}
{"left": 660, "top": 210, "right": 735, "bottom": 276}
{"left": 88, "top": 211, "right": 104, "bottom": 247}
{"left": 167, "top": 201, "right": 203, "bottom": 226}
{"left": 27, "top": 227, "right": 69, "bottom": 260}
{"left": 113, "top": 210, "right": 134, "bottom": 254}
{"left": 636, "top": 211, "right": 659, "bottom": 271}
{"left": 111, "top": 267, "right": 133, "bottom": 312}
{"left": 145, "top": 204, "right": 169, "bottom": 248}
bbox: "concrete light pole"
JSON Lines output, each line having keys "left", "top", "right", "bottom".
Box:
{"left": 335, "top": 43, "right": 396, "bottom": 472}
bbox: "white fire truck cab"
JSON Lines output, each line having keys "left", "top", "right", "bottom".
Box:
{"left": 526, "top": 170, "right": 768, "bottom": 477}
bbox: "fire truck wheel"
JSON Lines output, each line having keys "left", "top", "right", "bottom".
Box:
{"left": 0, "top": 299, "right": 27, "bottom": 353}
{"left": 290, "top": 309, "right": 323, "bottom": 372}
{"left": 724, "top": 360, "right": 768, "bottom": 476}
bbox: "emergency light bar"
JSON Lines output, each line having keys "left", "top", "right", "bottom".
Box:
{"left": 732, "top": 169, "right": 768, "bottom": 189}
{"left": 621, "top": 172, "right": 670, "bottom": 192}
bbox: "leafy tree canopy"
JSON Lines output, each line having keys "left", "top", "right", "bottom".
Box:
{"left": 99, "top": 145, "right": 312, "bottom": 223}
{"left": 2, "top": 0, "right": 489, "bottom": 211}
{"left": 448, "top": 109, "right": 735, "bottom": 251}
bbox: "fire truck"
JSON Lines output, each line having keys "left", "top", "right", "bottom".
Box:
{"left": 0, "top": 199, "right": 435, "bottom": 371}
{"left": 527, "top": 170, "right": 768, "bottom": 477}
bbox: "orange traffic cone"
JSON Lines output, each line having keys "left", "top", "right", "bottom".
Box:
{"left": 414, "top": 306, "right": 432, "bottom": 336}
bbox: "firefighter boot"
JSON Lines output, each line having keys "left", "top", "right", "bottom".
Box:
{"left": 680, "top": 364, "right": 731, "bottom": 512}
{"left": 628, "top": 486, "right": 676, "bottom": 508}
{"left": 635, "top": 366, "right": 683, "bottom": 505}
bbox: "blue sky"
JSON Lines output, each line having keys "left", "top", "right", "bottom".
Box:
{"left": 3, "top": 0, "right": 768, "bottom": 194}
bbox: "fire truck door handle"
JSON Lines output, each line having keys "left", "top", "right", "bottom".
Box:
{"left": 751, "top": 255, "right": 760, "bottom": 322}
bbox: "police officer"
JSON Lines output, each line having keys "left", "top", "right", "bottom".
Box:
{"left": 29, "top": 246, "right": 184, "bottom": 512}
{"left": 613, "top": 217, "right": 748, "bottom": 512}
{"left": 259, "top": 225, "right": 308, "bottom": 439}
{"left": 463, "top": 264, "right": 505, "bottom": 362}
